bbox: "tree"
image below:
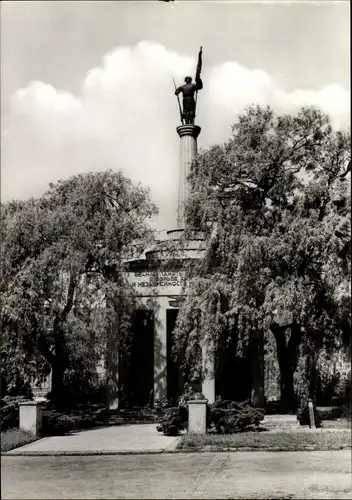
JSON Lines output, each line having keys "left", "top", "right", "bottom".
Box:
{"left": 173, "top": 105, "right": 350, "bottom": 410}
{"left": 1, "top": 170, "right": 158, "bottom": 409}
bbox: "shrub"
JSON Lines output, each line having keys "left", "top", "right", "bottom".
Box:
{"left": 178, "top": 385, "right": 206, "bottom": 408}
{"left": 157, "top": 385, "right": 209, "bottom": 436}
{"left": 156, "top": 406, "right": 188, "bottom": 436}
{"left": 156, "top": 391, "right": 265, "bottom": 436}
{"left": 0, "top": 396, "right": 28, "bottom": 432}
{"left": 153, "top": 397, "right": 170, "bottom": 410}
{"left": 1, "top": 395, "right": 101, "bottom": 436}
{"left": 297, "top": 399, "right": 322, "bottom": 428}
{"left": 209, "top": 403, "right": 264, "bottom": 434}
{"left": 42, "top": 411, "right": 77, "bottom": 436}
{"left": 70, "top": 411, "right": 107, "bottom": 430}
{"left": 342, "top": 402, "right": 352, "bottom": 420}
{"left": 210, "top": 397, "right": 251, "bottom": 410}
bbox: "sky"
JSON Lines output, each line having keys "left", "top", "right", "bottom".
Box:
{"left": 1, "top": 1, "right": 350, "bottom": 231}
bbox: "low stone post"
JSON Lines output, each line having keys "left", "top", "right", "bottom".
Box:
{"left": 19, "top": 401, "right": 43, "bottom": 438}
{"left": 188, "top": 399, "right": 208, "bottom": 434}
{"left": 308, "top": 399, "right": 316, "bottom": 429}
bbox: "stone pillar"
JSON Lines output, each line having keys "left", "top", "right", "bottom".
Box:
{"left": 176, "top": 125, "right": 201, "bottom": 229}
{"left": 19, "top": 401, "right": 43, "bottom": 438}
{"left": 250, "top": 331, "right": 265, "bottom": 408}
{"left": 106, "top": 349, "right": 119, "bottom": 410}
{"left": 106, "top": 309, "right": 120, "bottom": 409}
{"left": 202, "top": 347, "right": 215, "bottom": 403}
{"left": 188, "top": 399, "right": 208, "bottom": 434}
{"left": 154, "top": 305, "right": 167, "bottom": 401}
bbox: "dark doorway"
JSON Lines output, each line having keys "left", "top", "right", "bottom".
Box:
{"left": 167, "top": 309, "right": 184, "bottom": 404}
{"left": 127, "top": 310, "right": 154, "bottom": 407}
{"left": 215, "top": 337, "right": 252, "bottom": 402}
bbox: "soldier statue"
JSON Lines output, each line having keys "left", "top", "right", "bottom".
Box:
{"left": 174, "top": 47, "right": 203, "bottom": 125}
{"left": 175, "top": 75, "right": 203, "bottom": 125}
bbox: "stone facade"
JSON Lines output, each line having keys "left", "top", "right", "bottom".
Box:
{"left": 105, "top": 228, "right": 210, "bottom": 409}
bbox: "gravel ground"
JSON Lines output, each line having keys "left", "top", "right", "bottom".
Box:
{"left": 2, "top": 450, "right": 351, "bottom": 499}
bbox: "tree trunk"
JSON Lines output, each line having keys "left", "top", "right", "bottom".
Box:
{"left": 250, "top": 330, "right": 265, "bottom": 408}
{"left": 37, "top": 334, "right": 66, "bottom": 410}
{"left": 51, "top": 362, "right": 66, "bottom": 411}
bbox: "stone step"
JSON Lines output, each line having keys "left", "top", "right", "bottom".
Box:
{"left": 262, "top": 422, "right": 299, "bottom": 426}
{"left": 262, "top": 421, "right": 300, "bottom": 426}
{"left": 263, "top": 421, "right": 299, "bottom": 425}
{"left": 73, "top": 407, "right": 162, "bottom": 426}
{"left": 262, "top": 426, "right": 301, "bottom": 431}
{"left": 262, "top": 415, "right": 300, "bottom": 430}
{"left": 261, "top": 420, "right": 300, "bottom": 427}
{"left": 262, "top": 426, "right": 300, "bottom": 430}
{"left": 263, "top": 414, "right": 298, "bottom": 419}
{"left": 263, "top": 416, "right": 298, "bottom": 423}
{"left": 99, "top": 408, "right": 162, "bottom": 425}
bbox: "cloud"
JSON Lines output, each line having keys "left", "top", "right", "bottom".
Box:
{"left": 2, "top": 41, "right": 350, "bottom": 230}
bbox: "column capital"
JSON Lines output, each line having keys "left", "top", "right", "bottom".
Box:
{"left": 176, "top": 125, "right": 201, "bottom": 139}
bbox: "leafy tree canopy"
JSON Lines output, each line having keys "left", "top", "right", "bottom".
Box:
{"left": 175, "top": 105, "right": 350, "bottom": 407}
{"left": 1, "top": 170, "right": 158, "bottom": 407}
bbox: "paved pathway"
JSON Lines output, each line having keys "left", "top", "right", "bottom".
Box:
{"left": 6, "top": 424, "right": 179, "bottom": 455}
{"left": 2, "top": 450, "right": 351, "bottom": 499}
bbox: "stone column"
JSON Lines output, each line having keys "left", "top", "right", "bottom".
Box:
{"left": 308, "top": 399, "right": 316, "bottom": 428}
{"left": 19, "top": 401, "right": 43, "bottom": 438}
{"left": 154, "top": 304, "right": 167, "bottom": 401}
{"left": 106, "top": 308, "right": 120, "bottom": 410}
{"left": 106, "top": 350, "right": 119, "bottom": 410}
{"left": 202, "top": 347, "right": 215, "bottom": 403}
{"left": 250, "top": 331, "right": 265, "bottom": 408}
{"left": 176, "top": 125, "right": 201, "bottom": 229}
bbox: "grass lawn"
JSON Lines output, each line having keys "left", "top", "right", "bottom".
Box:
{"left": 1, "top": 428, "right": 36, "bottom": 453}
{"left": 177, "top": 429, "right": 351, "bottom": 452}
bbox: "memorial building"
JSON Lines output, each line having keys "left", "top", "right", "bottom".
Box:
{"left": 106, "top": 122, "right": 211, "bottom": 409}
{"left": 105, "top": 48, "right": 257, "bottom": 409}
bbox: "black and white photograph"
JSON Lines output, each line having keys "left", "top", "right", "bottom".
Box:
{"left": 1, "top": 1, "right": 351, "bottom": 498}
